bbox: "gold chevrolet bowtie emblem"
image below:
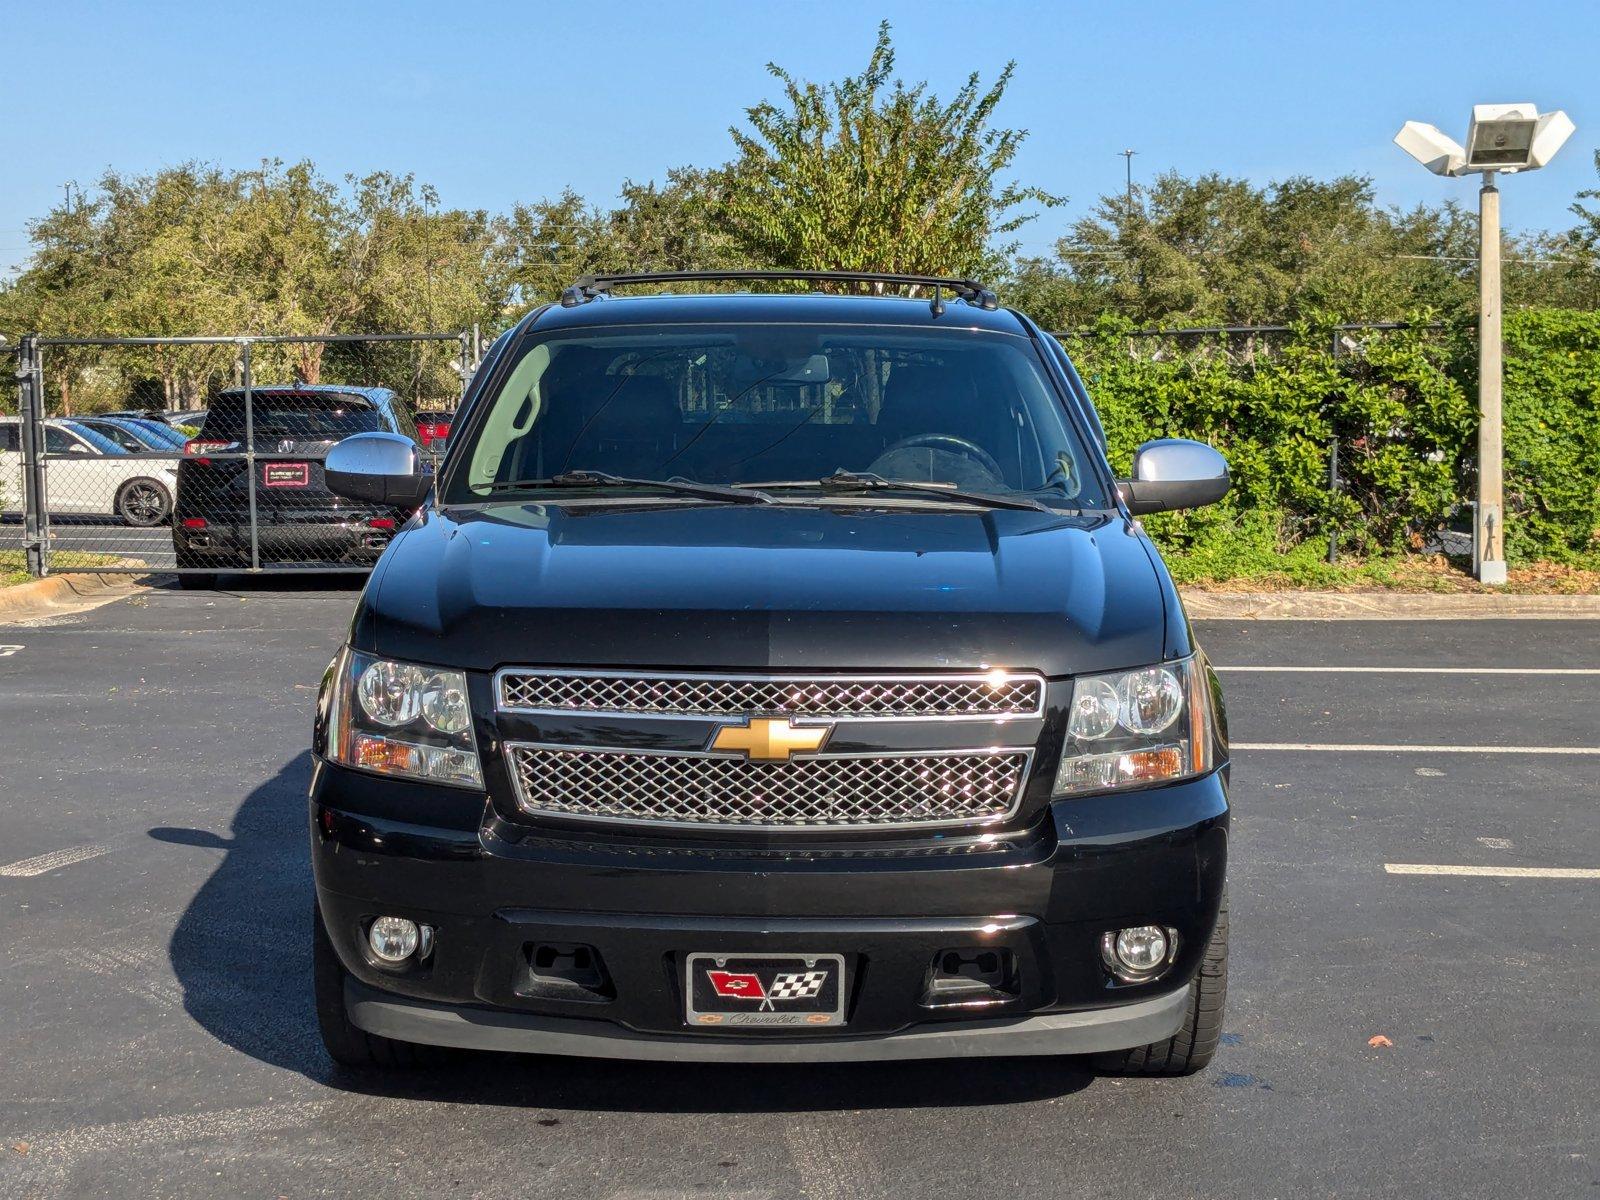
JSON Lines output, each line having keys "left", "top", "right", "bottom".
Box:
{"left": 710, "top": 717, "right": 830, "bottom": 761}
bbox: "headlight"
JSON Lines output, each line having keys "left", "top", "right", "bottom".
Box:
{"left": 328, "top": 648, "right": 482, "bottom": 788}
{"left": 1054, "top": 654, "right": 1214, "bottom": 796}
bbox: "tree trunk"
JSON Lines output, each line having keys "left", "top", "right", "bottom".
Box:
{"left": 294, "top": 344, "right": 324, "bottom": 385}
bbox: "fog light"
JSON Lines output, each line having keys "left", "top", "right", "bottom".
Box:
{"left": 368, "top": 916, "right": 421, "bottom": 963}
{"left": 1101, "top": 925, "right": 1176, "bottom": 982}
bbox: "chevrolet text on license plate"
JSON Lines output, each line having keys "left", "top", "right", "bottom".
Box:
{"left": 685, "top": 953, "right": 846, "bottom": 1027}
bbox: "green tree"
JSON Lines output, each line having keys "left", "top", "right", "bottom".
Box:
{"left": 1, "top": 165, "right": 245, "bottom": 410}
{"left": 1041, "top": 171, "right": 1481, "bottom": 328}
{"left": 496, "top": 169, "right": 735, "bottom": 309}
{"left": 716, "top": 21, "right": 1058, "bottom": 281}
{"left": 2, "top": 161, "right": 507, "bottom": 409}
{"left": 497, "top": 189, "right": 613, "bottom": 308}
{"left": 1571, "top": 149, "right": 1600, "bottom": 248}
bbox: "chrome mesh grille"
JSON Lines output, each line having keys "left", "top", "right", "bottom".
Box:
{"left": 496, "top": 671, "right": 1043, "bottom": 719}
{"left": 504, "top": 745, "right": 1030, "bottom": 830}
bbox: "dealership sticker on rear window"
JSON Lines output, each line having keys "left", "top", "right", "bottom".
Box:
{"left": 263, "top": 462, "right": 309, "bottom": 487}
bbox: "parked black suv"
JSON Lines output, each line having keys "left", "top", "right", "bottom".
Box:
{"left": 310, "top": 271, "right": 1232, "bottom": 1074}
{"left": 172, "top": 385, "right": 417, "bottom": 584}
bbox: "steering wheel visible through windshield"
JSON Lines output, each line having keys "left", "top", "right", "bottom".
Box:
{"left": 443, "top": 323, "right": 1105, "bottom": 508}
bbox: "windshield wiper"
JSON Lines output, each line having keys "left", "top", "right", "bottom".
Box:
{"left": 481, "top": 469, "right": 774, "bottom": 505}
{"left": 738, "top": 470, "right": 1051, "bottom": 513}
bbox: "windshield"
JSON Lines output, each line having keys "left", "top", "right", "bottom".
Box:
{"left": 94, "top": 418, "right": 181, "bottom": 449}
{"left": 123, "top": 419, "right": 187, "bottom": 447}
{"left": 203, "top": 391, "right": 387, "bottom": 441}
{"left": 76, "top": 420, "right": 147, "bottom": 451}
{"left": 51, "top": 422, "right": 125, "bottom": 455}
{"left": 443, "top": 324, "right": 1105, "bottom": 507}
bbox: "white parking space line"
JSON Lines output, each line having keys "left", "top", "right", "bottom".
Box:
{"left": 1386, "top": 863, "right": 1600, "bottom": 879}
{"left": 0, "top": 844, "right": 109, "bottom": 877}
{"left": 1234, "top": 743, "right": 1600, "bottom": 755}
{"left": 1218, "top": 665, "right": 1600, "bottom": 675}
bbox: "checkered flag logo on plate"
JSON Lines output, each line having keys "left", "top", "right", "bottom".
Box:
{"left": 766, "top": 970, "right": 828, "bottom": 1002}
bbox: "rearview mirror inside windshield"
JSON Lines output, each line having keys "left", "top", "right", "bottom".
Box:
{"left": 732, "top": 351, "right": 831, "bottom": 389}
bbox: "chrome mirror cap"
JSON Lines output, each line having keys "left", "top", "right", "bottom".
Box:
{"left": 325, "top": 432, "right": 431, "bottom": 508}
{"left": 1118, "top": 439, "right": 1231, "bottom": 515}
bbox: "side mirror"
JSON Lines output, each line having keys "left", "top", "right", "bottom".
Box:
{"left": 325, "top": 432, "right": 432, "bottom": 508}
{"left": 1118, "top": 438, "right": 1230, "bottom": 515}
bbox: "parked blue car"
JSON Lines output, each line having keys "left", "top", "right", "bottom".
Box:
{"left": 72, "top": 416, "right": 187, "bottom": 452}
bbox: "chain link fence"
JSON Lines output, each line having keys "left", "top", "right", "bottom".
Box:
{"left": 1054, "top": 320, "right": 1472, "bottom": 565}
{"left": 6, "top": 320, "right": 1476, "bottom": 580}
{"left": 5, "top": 332, "right": 472, "bottom": 577}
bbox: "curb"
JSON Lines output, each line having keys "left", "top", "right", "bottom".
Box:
{"left": 1180, "top": 590, "right": 1600, "bottom": 620}
{"left": 0, "top": 571, "right": 152, "bottom": 623}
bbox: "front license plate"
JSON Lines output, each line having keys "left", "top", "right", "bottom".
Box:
{"left": 263, "top": 462, "right": 309, "bottom": 487}
{"left": 685, "top": 953, "right": 847, "bottom": 1028}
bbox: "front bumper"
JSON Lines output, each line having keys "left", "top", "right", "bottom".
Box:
{"left": 310, "top": 760, "right": 1228, "bottom": 1061}
{"left": 345, "top": 975, "right": 1190, "bottom": 1062}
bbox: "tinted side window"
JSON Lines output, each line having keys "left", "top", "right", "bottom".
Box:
{"left": 87, "top": 422, "right": 142, "bottom": 450}
{"left": 0, "top": 425, "right": 19, "bottom": 452}
{"left": 44, "top": 427, "right": 79, "bottom": 454}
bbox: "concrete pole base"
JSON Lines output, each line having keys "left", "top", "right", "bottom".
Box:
{"left": 1478, "top": 560, "right": 1509, "bottom": 586}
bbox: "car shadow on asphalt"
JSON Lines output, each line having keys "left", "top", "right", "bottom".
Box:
{"left": 153, "top": 755, "right": 1096, "bottom": 1113}
{"left": 149, "top": 571, "right": 370, "bottom": 595}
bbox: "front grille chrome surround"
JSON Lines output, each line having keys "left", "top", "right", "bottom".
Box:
{"left": 503, "top": 743, "right": 1033, "bottom": 832}
{"left": 495, "top": 669, "right": 1045, "bottom": 721}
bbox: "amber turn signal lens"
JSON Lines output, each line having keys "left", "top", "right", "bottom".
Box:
{"left": 1118, "top": 746, "right": 1184, "bottom": 781}
{"left": 353, "top": 733, "right": 421, "bottom": 774}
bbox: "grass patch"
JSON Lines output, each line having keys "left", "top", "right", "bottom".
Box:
{"left": 1169, "top": 543, "right": 1600, "bottom": 594}
{"left": 0, "top": 549, "right": 126, "bottom": 588}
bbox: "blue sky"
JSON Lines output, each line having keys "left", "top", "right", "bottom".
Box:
{"left": 2, "top": 0, "right": 1595, "bottom": 274}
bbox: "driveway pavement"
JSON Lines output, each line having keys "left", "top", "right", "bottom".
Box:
{"left": 1, "top": 584, "right": 1596, "bottom": 1199}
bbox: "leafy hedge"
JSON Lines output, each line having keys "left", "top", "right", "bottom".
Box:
{"left": 1502, "top": 310, "right": 1600, "bottom": 561}
{"left": 1062, "top": 309, "right": 1600, "bottom": 570}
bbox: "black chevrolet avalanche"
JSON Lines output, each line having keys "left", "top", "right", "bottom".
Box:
{"left": 310, "top": 271, "right": 1232, "bottom": 1074}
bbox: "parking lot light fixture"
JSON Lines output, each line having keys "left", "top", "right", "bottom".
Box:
{"left": 1393, "top": 104, "right": 1575, "bottom": 586}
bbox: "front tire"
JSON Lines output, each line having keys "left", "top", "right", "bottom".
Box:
{"left": 313, "top": 903, "right": 438, "bottom": 1069}
{"left": 1094, "top": 894, "right": 1228, "bottom": 1076}
{"left": 117, "top": 478, "right": 172, "bottom": 527}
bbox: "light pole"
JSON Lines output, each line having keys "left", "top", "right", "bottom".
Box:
{"left": 1394, "top": 104, "right": 1574, "bottom": 585}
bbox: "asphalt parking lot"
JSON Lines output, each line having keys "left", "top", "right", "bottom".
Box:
{"left": 1, "top": 582, "right": 1596, "bottom": 1199}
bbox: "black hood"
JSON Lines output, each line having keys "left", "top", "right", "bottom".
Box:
{"left": 354, "top": 501, "right": 1178, "bottom": 677}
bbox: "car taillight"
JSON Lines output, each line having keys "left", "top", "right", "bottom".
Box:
{"left": 184, "top": 438, "right": 233, "bottom": 465}
{"left": 182, "top": 518, "right": 207, "bottom": 529}
{"left": 367, "top": 517, "right": 396, "bottom": 531}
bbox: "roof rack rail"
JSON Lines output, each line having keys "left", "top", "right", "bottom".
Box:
{"left": 559, "top": 270, "right": 999, "bottom": 313}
